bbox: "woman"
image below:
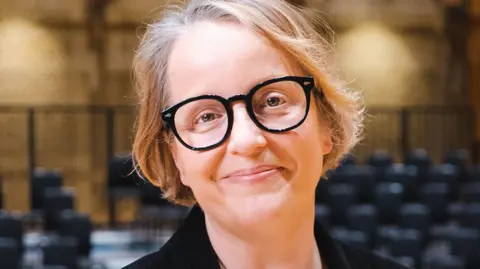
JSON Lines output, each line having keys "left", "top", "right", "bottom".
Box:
{"left": 125, "top": 0, "right": 409, "bottom": 268}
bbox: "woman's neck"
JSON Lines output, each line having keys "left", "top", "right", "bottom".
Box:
{"left": 205, "top": 206, "right": 322, "bottom": 269}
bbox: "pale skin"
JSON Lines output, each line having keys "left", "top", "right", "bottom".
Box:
{"left": 167, "top": 20, "right": 333, "bottom": 269}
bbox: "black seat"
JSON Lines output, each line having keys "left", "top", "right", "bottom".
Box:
{"left": 427, "top": 164, "right": 460, "bottom": 200}
{"left": 367, "top": 150, "right": 393, "bottom": 182}
{"left": 315, "top": 178, "right": 331, "bottom": 204}
{"left": 0, "top": 211, "right": 23, "bottom": 254}
{"left": 384, "top": 164, "right": 418, "bottom": 202}
{"left": 140, "top": 182, "right": 169, "bottom": 207}
{"left": 58, "top": 210, "right": 92, "bottom": 257}
{"left": 330, "top": 165, "right": 375, "bottom": 202}
{"left": 458, "top": 203, "right": 480, "bottom": 231}
{"left": 390, "top": 229, "right": 423, "bottom": 267}
{"left": 376, "top": 226, "right": 401, "bottom": 249}
{"left": 337, "top": 153, "right": 357, "bottom": 168}
{"left": 405, "top": 149, "right": 432, "bottom": 182}
{"left": 374, "top": 182, "right": 404, "bottom": 224}
{"left": 140, "top": 206, "right": 190, "bottom": 234}
{"left": 346, "top": 204, "right": 378, "bottom": 245}
{"left": 30, "top": 168, "right": 62, "bottom": 210}
{"left": 422, "top": 255, "right": 465, "bottom": 269}
{"left": 394, "top": 256, "right": 416, "bottom": 269}
{"left": 108, "top": 153, "right": 141, "bottom": 227}
{"left": 459, "top": 182, "right": 480, "bottom": 203}
{"left": 330, "top": 227, "right": 370, "bottom": 250}
{"left": 447, "top": 202, "right": 466, "bottom": 224}
{"left": 420, "top": 182, "right": 449, "bottom": 223}
{"left": 42, "top": 236, "right": 78, "bottom": 269}
{"left": 448, "top": 227, "right": 480, "bottom": 269}
{"left": 0, "top": 175, "right": 3, "bottom": 210}
{"left": 399, "top": 203, "right": 430, "bottom": 245}
{"left": 327, "top": 183, "right": 359, "bottom": 225}
{"left": 467, "top": 165, "right": 480, "bottom": 182}
{"left": 314, "top": 204, "right": 331, "bottom": 230}
{"left": 43, "top": 188, "right": 75, "bottom": 231}
{"left": 0, "top": 238, "right": 20, "bottom": 269}
{"left": 443, "top": 149, "right": 469, "bottom": 182}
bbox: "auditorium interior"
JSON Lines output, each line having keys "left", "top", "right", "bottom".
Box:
{"left": 0, "top": 0, "right": 479, "bottom": 268}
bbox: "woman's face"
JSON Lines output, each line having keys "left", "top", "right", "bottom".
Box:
{"left": 167, "top": 21, "right": 332, "bottom": 226}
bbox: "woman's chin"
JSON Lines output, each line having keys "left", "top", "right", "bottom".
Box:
{"left": 223, "top": 191, "right": 290, "bottom": 226}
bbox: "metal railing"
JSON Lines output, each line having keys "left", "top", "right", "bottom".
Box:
{"left": 0, "top": 105, "right": 475, "bottom": 176}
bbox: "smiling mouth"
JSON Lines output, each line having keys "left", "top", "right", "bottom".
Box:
{"left": 223, "top": 167, "right": 283, "bottom": 183}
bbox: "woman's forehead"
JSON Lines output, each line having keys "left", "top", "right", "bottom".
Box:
{"left": 166, "top": 21, "right": 298, "bottom": 103}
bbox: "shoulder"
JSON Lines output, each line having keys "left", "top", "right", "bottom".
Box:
{"left": 121, "top": 239, "right": 178, "bottom": 269}
{"left": 337, "top": 241, "right": 412, "bottom": 269}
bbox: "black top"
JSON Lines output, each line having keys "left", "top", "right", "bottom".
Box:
{"left": 123, "top": 206, "right": 410, "bottom": 269}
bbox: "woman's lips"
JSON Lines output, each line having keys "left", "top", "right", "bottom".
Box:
{"left": 222, "top": 166, "right": 282, "bottom": 183}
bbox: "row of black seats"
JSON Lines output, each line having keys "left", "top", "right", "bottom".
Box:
{"left": 315, "top": 202, "right": 480, "bottom": 239}
{"left": 343, "top": 149, "right": 471, "bottom": 172}
{"left": 0, "top": 168, "right": 94, "bottom": 269}
{"left": 316, "top": 180, "right": 480, "bottom": 223}
{"left": 327, "top": 224, "right": 479, "bottom": 269}
{"left": 0, "top": 210, "right": 92, "bottom": 269}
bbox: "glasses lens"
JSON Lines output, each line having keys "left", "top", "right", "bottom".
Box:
{"left": 252, "top": 80, "right": 308, "bottom": 130}
{"left": 174, "top": 98, "right": 228, "bottom": 148}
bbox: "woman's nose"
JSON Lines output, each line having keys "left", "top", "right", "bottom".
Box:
{"left": 226, "top": 105, "right": 267, "bottom": 157}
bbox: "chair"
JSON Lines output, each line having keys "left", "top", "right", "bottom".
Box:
{"left": 330, "top": 227, "right": 370, "bottom": 250}
{"left": 0, "top": 211, "right": 23, "bottom": 254}
{"left": 346, "top": 204, "right": 378, "bottom": 245}
{"left": 467, "top": 165, "right": 480, "bottom": 182}
{"left": 427, "top": 164, "right": 460, "bottom": 200}
{"left": 443, "top": 149, "right": 469, "bottom": 182}
{"left": 399, "top": 203, "right": 430, "bottom": 245}
{"left": 43, "top": 188, "right": 75, "bottom": 231}
{"left": 394, "top": 256, "right": 416, "bottom": 269}
{"left": 404, "top": 149, "right": 432, "bottom": 182}
{"left": 315, "top": 178, "right": 331, "bottom": 204}
{"left": 42, "top": 236, "right": 78, "bottom": 269}
{"left": 447, "top": 202, "right": 466, "bottom": 225}
{"left": 459, "top": 182, "right": 480, "bottom": 203}
{"left": 390, "top": 229, "right": 423, "bottom": 267}
{"left": 30, "top": 168, "right": 62, "bottom": 210}
{"left": 422, "top": 255, "right": 465, "bottom": 269}
{"left": 58, "top": 210, "right": 92, "bottom": 257}
{"left": 384, "top": 164, "right": 418, "bottom": 202}
{"left": 337, "top": 153, "right": 357, "bottom": 168}
{"left": 367, "top": 150, "right": 394, "bottom": 182}
{"left": 140, "top": 182, "right": 169, "bottom": 207}
{"left": 108, "top": 153, "right": 141, "bottom": 227}
{"left": 0, "top": 238, "right": 20, "bottom": 269}
{"left": 0, "top": 175, "right": 3, "bottom": 210}
{"left": 314, "top": 204, "right": 331, "bottom": 230}
{"left": 420, "top": 182, "right": 449, "bottom": 223}
{"left": 375, "top": 225, "right": 401, "bottom": 249}
{"left": 448, "top": 227, "right": 480, "bottom": 269}
{"left": 374, "top": 182, "right": 404, "bottom": 224}
{"left": 327, "top": 183, "right": 359, "bottom": 226}
{"left": 458, "top": 203, "right": 480, "bottom": 231}
{"left": 330, "top": 165, "right": 375, "bottom": 202}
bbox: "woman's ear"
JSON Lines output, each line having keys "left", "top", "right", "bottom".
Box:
{"left": 169, "top": 142, "right": 191, "bottom": 187}
{"left": 322, "top": 126, "right": 333, "bottom": 156}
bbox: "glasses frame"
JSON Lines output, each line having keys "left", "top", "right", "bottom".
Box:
{"left": 161, "top": 76, "right": 320, "bottom": 151}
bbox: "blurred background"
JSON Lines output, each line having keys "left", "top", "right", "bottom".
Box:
{"left": 0, "top": 0, "right": 479, "bottom": 268}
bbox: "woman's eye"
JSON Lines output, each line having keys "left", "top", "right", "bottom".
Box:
{"left": 266, "top": 97, "right": 283, "bottom": 107}
{"left": 195, "top": 112, "right": 219, "bottom": 124}
{"left": 262, "top": 95, "right": 287, "bottom": 108}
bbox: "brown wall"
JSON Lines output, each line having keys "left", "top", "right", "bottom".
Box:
{"left": 0, "top": 0, "right": 470, "bottom": 223}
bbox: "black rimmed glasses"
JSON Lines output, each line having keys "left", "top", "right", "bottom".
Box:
{"left": 161, "top": 76, "right": 320, "bottom": 151}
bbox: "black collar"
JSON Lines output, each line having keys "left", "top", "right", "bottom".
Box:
{"left": 169, "top": 206, "right": 352, "bottom": 269}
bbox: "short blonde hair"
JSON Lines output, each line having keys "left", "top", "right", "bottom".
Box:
{"left": 132, "top": 0, "right": 364, "bottom": 206}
